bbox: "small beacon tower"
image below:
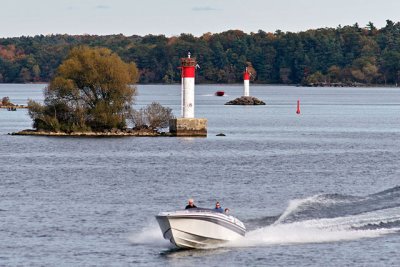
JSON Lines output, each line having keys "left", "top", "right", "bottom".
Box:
{"left": 181, "top": 52, "right": 195, "bottom": 118}
{"left": 225, "top": 67, "right": 265, "bottom": 105}
{"left": 243, "top": 68, "right": 250, "bottom": 96}
{"left": 169, "top": 52, "right": 207, "bottom": 137}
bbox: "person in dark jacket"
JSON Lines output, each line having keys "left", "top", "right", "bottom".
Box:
{"left": 214, "top": 201, "right": 224, "bottom": 213}
{"left": 185, "top": 198, "right": 197, "bottom": 209}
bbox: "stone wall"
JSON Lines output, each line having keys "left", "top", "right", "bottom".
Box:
{"left": 169, "top": 118, "right": 208, "bottom": 137}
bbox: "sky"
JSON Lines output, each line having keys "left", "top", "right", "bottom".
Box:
{"left": 1, "top": 0, "right": 400, "bottom": 38}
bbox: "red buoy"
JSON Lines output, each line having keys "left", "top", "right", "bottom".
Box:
{"left": 296, "top": 100, "right": 301, "bottom": 114}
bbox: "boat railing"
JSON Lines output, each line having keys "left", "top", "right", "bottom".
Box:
{"left": 184, "top": 208, "right": 245, "bottom": 228}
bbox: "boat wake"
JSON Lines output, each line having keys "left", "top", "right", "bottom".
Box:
{"left": 129, "top": 222, "right": 170, "bottom": 247}
{"left": 131, "top": 186, "right": 400, "bottom": 249}
{"left": 230, "top": 186, "right": 400, "bottom": 247}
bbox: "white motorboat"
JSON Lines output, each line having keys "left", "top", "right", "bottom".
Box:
{"left": 156, "top": 208, "right": 246, "bottom": 249}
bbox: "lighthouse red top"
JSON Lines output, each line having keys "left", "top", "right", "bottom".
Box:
{"left": 182, "top": 66, "right": 195, "bottom": 78}
{"left": 243, "top": 69, "right": 250, "bottom": 80}
{"left": 181, "top": 52, "right": 197, "bottom": 78}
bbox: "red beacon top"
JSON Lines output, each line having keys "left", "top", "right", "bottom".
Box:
{"left": 181, "top": 52, "right": 197, "bottom": 78}
{"left": 243, "top": 69, "right": 250, "bottom": 80}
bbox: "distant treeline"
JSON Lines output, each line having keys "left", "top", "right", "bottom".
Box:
{"left": 1, "top": 20, "right": 400, "bottom": 85}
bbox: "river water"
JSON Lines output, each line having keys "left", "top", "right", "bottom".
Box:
{"left": 1, "top": 84, "right": 400, "bottom": 266}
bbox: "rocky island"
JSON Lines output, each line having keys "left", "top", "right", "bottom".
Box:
{"left": 0, "top": 96, "right": 27, "bottom": 110}
{"left": 225, "top": 96, "right": 266, "bottom": 105}
{"left": 16, "top": 46, "right": 174, "bottom": 137}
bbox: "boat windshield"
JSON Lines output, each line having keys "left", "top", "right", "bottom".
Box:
{"left": 185, "top": 208, "right": 224, "bottom": 214}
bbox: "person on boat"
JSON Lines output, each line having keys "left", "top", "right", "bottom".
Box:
{"left": 214, "top": 202, "right": 224, "bottom": 213}
{"left": 185, "top": 198, "right": 197, "bottom": 209}
{"left": 224, "top": 208, "right": 230, "bottom": 214}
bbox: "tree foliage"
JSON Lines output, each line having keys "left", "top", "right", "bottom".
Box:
{"left": 28, "top": 46, "right": 139, "bottom": 132}
{"left": 2, "top": 21, "right": 400, "bottom": 85}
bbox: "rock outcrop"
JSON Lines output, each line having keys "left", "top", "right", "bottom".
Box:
{"left": 225, "top": 96, "right": 265, "bottom": 105}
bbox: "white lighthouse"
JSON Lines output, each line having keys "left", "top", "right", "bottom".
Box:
{"left": 169, "top": 52, "right": 207, "bottom": 136}
{"left": 243, "top": 68, "right": 250, "bottom": 97}
{"left": 181, "top": 52, "right": 196, "bottom": 118}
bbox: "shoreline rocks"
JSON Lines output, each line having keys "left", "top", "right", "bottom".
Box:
{"left": 301, "top": 82, "right": 366, "bottom": 87}
{"left": 10, "top": 129, "right": 171, "bottom": 137}
{"left": 0, "top": 105, "right": 27, "bottom": 109}
{"left": 225, "top": 96, "right": 265, "bottom": 105}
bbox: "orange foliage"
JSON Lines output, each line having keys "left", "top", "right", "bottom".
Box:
{"left": 201, "top": 32, "right": 213, "bottom": 42}
{"left": 167, "top": 36, "right": 178, "bottom": 46}
{"left": 266, "top": 32, "right": 276, "bottom": 40}
{"left": 0, "top": 45, "right": 25, "bottom": 61}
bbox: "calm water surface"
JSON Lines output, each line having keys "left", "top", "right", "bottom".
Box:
{"left": 1, "top": 84, "right": 400, "bottom": 266}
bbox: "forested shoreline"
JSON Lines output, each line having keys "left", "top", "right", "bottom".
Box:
{"left": 1, "top": 20, "right": 400, "bottom": 85}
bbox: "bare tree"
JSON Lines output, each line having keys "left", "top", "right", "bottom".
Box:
{"left": 130, "top": 102, "right": 175, "bottom": 130}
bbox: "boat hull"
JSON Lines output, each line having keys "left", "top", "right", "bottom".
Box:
{"left": 156, "top": 210, "right": 245, "bottom": 249}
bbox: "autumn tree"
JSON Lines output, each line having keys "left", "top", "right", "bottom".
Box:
{"left": 327, "top": 65, "right": 341, "bottom": 83}
{"left": 28, "top": 46, "right": 139, "bottom": 132}
{"left": 305, "top": 71, "right": 325, "bottom": 85}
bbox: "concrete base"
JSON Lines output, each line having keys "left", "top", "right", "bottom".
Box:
{"left": 169, "top": 118, "right": 208, "bottom": 137}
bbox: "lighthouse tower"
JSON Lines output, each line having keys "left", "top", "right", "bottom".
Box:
{"left": 181, "top": 52, "right": 196, "bottom": 118}
{"left": 243, "top": 68, "right": 250, "bottom": 97}
{"left": 169, "top": 52, "right": 207, "bottom": 137}
{"left": 225, "top": 67, "right": 265, "bottom": 105}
